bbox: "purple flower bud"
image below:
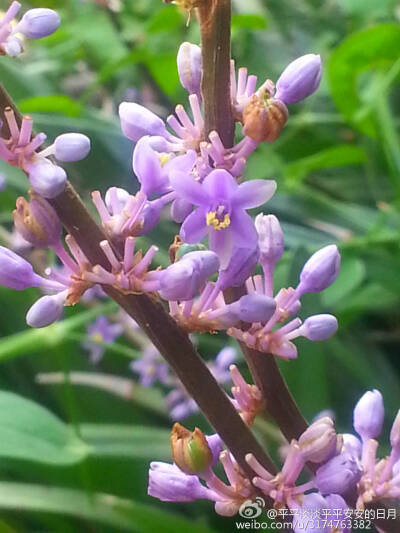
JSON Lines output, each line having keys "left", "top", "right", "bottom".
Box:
{"left": 159, "top": 251, "right": 219, "bottom": 301}
{"left": 293, "top": 493, "right": 327, "bottom": 533}
{"left": 104, "top": 187, "right": 130, "bottom": 215}
{"left": 342, "top": 433, "right": 362, "bottom": 458}
{"left": 53, "top": 133, "right": 91, "bottom": 162}
{"left": 26, "top": 292, "right": 66, "bottom": 328}
{"left": 390, "top": 410, "right": 400, "bottom": 450}
{"left": 299, "top": 416, "right": 337, "bottom": 463}
{"left": 17, "top": 8, "right": 60, "bottom": 39}
{"left": 13, "top": 192, "right": 61, "bottom": 248}
{"left": 301, "top": 314, "right": 338, "bottom": 341}
{"left": 275, "top": 54, "right": 322, "bottom": 104}
{"left": 298, "top": 244, "right": 340, "bottom": 294}
{"left": 119, "top": 102, "right": 167, "bottom": 142}
{"left": 0, "top": 246, "right": 38, "bottom": 290}
{"left": 236, "top": 293, "right": 276, "bottom": 323}
{"left": 353, "top": 389, "right": 384, "bottom": 441}
{"left": 205, "top": 434, "right": 223, "bottom": 466}
{"left": 255, "top": 213, "right": 284, "bottom": 265}
{"left": 28, "top": 162, "right": 67, "bottom": 199}
{"left": 324, "top": 495, "right": 351, "bottom": 533}
{"left": 4, "top": 36, "right": 22, "bottom": 57}
{"left": 217, "top": 245, "right": 259, "bottom": 291}
{"left": 148, "top": 462, "right": 209, "bottom": 502}
{"left": 315, "top": 452, "right": 362, "bottom": 495}
{"left": 177, "top": 42, "right": 202, "bottom": 95}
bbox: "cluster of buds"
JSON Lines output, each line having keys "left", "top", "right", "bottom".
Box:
{"left": 151, "top": 391, "right": 400, "bottom": 523}
{"left": 0, "top": 1, "right": 60, "bottom": 57}
{"left": 0, "top": 109, "right": 90, "bottom": 198}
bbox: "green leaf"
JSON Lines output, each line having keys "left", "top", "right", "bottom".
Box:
{"left": 328, "top": 24, "right": 400, "bottom": 136}
{"left": 232, "top": 14, "right": 267, "bottom": 30}
{"left": 283, "top": 145, "right": 367, "bottom": 188}
{"left": 82, "top": 425, "right": 171, "bottom": 460}
{"left": 0, "top": 391, "right": 89, "bottom": 465}
{"left": 0, "top": 483, "right": 217, "bottom": 533}
{"left": 146, "top": 8, "right": 183, "bottom": 34}
{"left": 18, "top": 95, "right": 82, "bottom": 117}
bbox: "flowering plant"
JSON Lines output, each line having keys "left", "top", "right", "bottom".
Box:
{"left": 0, "top": 1, "right": 398, "bottom": 531}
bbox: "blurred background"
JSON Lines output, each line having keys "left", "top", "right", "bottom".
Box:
{"left": 0, "top": 0, "right": 399, "bottom": 530}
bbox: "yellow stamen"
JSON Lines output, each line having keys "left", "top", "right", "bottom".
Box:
{"left": 206, "top": 211, "right": 231, "bottom": 231}
{"left": 90, "top": 333, "right": 104, "bottom": 344}
{"left": 158, "top": 153, "right": 172, "bottom": 167}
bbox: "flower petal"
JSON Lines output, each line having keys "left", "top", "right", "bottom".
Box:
{"left": 170, "top": 172, "right": 208, "bottom": 205}
{"left": 180, "top": 207, "right": 208, "bottom": 243}
{"left": 233, "top": 179, "right": 276, "bottom": 209}
{"left": 202, "top": 169, "right": 238, "bottom": 201}
{"left": 230, "top": 210, "right": 258, "bottom": 247}
{"left": 209, "top": 228, "right": 233, "bottom": 269}
{"left": 165, "top": 149, "right": 196, "bottom": 176}
{"left": 132, "top": 136, "right": 164, "bottom": 196}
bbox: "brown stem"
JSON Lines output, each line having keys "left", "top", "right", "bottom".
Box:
{"left": 197, "top": 0, "right": 235, "bottom": 146}
{"left": 242, "top": 347, "right": 309, "bottom": 441}
{"left": 0, "top": 84, "right": 277, "bottom": 480}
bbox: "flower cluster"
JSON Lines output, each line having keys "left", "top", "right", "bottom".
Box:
{"left": 149, "top": 388, "right": 400, "bottom": 526}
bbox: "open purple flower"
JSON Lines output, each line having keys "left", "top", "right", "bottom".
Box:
{"left": 171, "top": 169, "right": 276, "bottom": 267}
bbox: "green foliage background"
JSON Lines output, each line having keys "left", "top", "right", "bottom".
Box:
{"left": 0, "top": 0, "right": 399, "bottom": 530}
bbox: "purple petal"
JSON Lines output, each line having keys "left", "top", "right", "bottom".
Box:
{"left": 229, "top": 210, "right": 258, "bottom": 247}
{"left": 209, "top": 228, "right": 233, "bottom": 269}
{"left": 170, "top": 172, "right": 208, "bottom": 205}
{"left": 180, "top": 207, "right": 208, "bottom": 243}
{"left": 202, "top": 169, "right": 237, "bottom": 200}
{"left": 132, "top": 137, "right": 164, "bottom": 196}
{"left": 233, "top": 180, "right": 276, "bottom": 209}
{"left": 165, "top": 149, "right": 196, "bottom": 176}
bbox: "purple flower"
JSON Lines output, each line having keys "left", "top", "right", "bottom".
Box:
{"left": 28, "top": 162, "right": 67, "bottom": 199}
{"left": 255, "top": 213, "right": 284, "bottom": 266}
{"left": 171, "top": 169, "right": 276, "bottom": 268}
{"left": 353, "top": 389, "right": 384, "bottom": 441}
{"left": 315, "top": 452, "right": 362, "bottom": 495}
{"left": 82, "top": 316, "right": 123, "bottom": 364}
{"left": 208, "top": 347, "right": 236, "bottom": 383}
{"left": 133, "top": 136, "right": 196, "bottom": 197}
{"left": 275, "top": 54, "right": 322, "bottom": 104}
{"left": 299, "top": 417, "right": 337, "bottom": 463}
{"left": 130, "top": 345, "right": 169, "bottom": 387}
{"left": 148, "top": 462, "right": 210, "bottom": 502}
{"left": 177, "top": 42, "right": 202, "bottom": 95}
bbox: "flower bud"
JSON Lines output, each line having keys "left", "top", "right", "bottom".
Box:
{"left": 119, "top": 102, "right": 167, "bottom": 142}
{"left": 217, "top": 245, "right": 259, "bottom": 291}
{"left": 177, "top": 42, "right": 202, "bottom": 95}
{"left": 341, "top": 433, "right": 362, "bottom": 458}
{"left": 301, "top": 314, "right": 338, "bottom": 341}
{"left": 206, "top": 433, "right": 223, "bottom": 466}
{"left": 390, "top": 409, "right": 400, "bottom": 450}
{"left": 28, "top": 162, "right": 67, "bottom": 199}
{"left": 26, "top": 292, "right": 66, "bottom": 328}
{"left": 255, "top": 214, "right": 284, "bottom": 265}
{"left": 13, "top": 191, "right": 61, "bottom": 248}
{"left": 353, "top": 389, "right": 384, "bottom": 441}
{"left": 275, "top": 54, "right": 322, "bottom": 105}
{"left": 53, "top": 133, "right": 91, "bottom": 162}
{"left": 236, "top": 293, "right": 276, "bottom": 324}
{"left": 171, "top": 198, "right": 193, "bottom": 223}
{"left": 171, "top": 423, "right": 213, "bottom": 475}
{"left": 242, "top": 91, "right": 288, "bottom": 143}
{"left": 4, "top": 36, "right": 22, "bottom": 57}
{"left": 104, "top": 187, "right": 130, "bottom": 215}
{"left": 0, "top": 246, "right": 38, "bottom": 290}
{"left": 17, "top": 8, "right": 60, "bottom": 39}
{"left": 176, "top": 243, "right": 207, "bottom": 260}
{"left": 298, "top": 244, "right": 340, "bottom": 294}
{"left": 159, "top": 251, "right": 219, "bottom": 301}
{"left": 148, "top": 461, "right": 208, "bottom": 502}
{"left": 315, "top": 452, "right": 362, "bottom": 495}
{"left": 299, "top": 416, "right": 337, "bottom": 463}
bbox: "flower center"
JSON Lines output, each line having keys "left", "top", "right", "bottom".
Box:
{"left": 158, "top": 153, "right": 172, "bottom": 167}
{"left": 206, "top": 207, "right": 231, "bottom": 231}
